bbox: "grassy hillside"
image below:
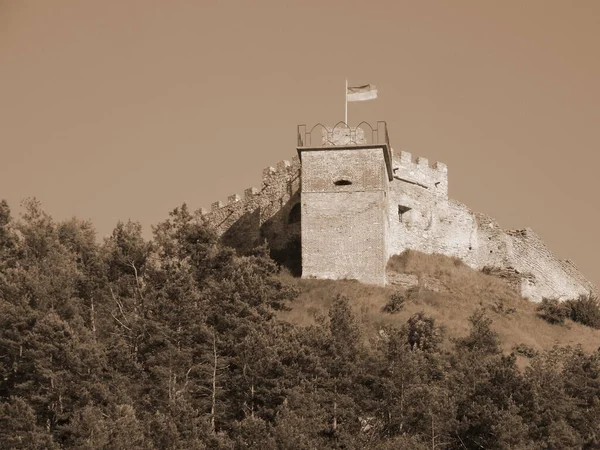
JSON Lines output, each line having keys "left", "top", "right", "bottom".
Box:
{"left": 279, "top": 250, "right": 600, "bottom": 362}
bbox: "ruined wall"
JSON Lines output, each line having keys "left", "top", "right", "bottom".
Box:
{"left": 382, "top": 151, "right": 596, "bottom": 301}
{"left": 300, "top": 148, "right": 389, "bottom": 285}
{"left": 484, "top": 226, "right": 596, "bottom": 302}
{"left": 387, "top": 151, "right": 474, "bottom": 262}
{"left": 201, "top": 157, "right": 302, "bottom": 271}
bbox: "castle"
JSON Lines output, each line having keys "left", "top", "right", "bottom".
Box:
{"left": 202, "top": 122, "right": 596, "bottom": 302}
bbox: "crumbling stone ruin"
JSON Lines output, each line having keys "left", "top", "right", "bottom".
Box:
{"left": 202, "top": 123, "right": 597, "bottom": 302}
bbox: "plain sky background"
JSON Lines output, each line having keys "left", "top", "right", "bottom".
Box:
{"left": 1, "top": 1, "right": 598, "bottom": 287}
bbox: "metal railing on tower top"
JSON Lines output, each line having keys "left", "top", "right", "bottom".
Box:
{"left": 297, "top": 121, "right": 390, "bottom": 148}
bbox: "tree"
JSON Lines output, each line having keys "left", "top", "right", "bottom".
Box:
{"left": 0, "top": 199, "right": 19, "bottom": 265}
{"left": 536, "top": 298, "right": 570, "bottom": 325}
{"left": 406, "top": 312, "right": 442, "bottom": 352}
{"left": 328, "top": 294, "right": 360, "bottom": 364}
{"left": 565, "top": 295, "right": 600, "bottom": 329}
{"left": 0, "top": 396, "right": 58, "bottom": 449}
{"left": 455, "top": 309, "right": 500, "bottom": 355}
{"left": 524, "top": 347, "right": 583, "bottom": 448}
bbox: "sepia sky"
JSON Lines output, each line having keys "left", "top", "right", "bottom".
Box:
{"left": 1, "top": 1, "right": 599, "bottom": 287}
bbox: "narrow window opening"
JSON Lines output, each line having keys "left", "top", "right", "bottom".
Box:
{"left": 334, "top": 179, "right": 352, "bottom": 186}
{"left": 398, "top": 205, "right": 412, "bottom": 222}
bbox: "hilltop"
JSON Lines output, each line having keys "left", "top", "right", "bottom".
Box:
{"left": 279, "top": 250, "right": 600, "bottom": 362}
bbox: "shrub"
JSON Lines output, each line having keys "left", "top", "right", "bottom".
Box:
{"left": 382, "top": 291, "right": 406, "bottom": 314}
{"left": 456, "top": 309, "right": 500, "bottom": 354}
{"left": 513, "top": 343, "right": 538, "bottom": 358}
{"left": 492, "top": 300, "right": 516, "bottom": 315}
{"left": 406, "top": 311, "right": 442, "bottom": 351}
{"left": 565, "top": 295, "right": 600, "bottom": 329}
{"left": 536, "top": 298, "right": 569, "bottom": 325}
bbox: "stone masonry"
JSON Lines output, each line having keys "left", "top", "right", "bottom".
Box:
{"left": 201, "top": 124, "right": 597, "bottom": 302}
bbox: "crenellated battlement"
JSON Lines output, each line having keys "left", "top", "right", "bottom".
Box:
{"left": 244, "top": 187, "right": 260, "bottom": 200}
{"left": 201, "top": 157, "right": 301, "bottom": 237}
{"left": 396, "top": 150, "right": 447, "bottom": 172}
{"left": 228, "top": 194, "right": 241, "bottom": 204}
{"left": 392, "top": 150, "right": 448, "bottom": 197}
{"left": 262, "top": 166, "right": 277, "bottom": 179}
{"left": 204, "top": 157, "right": 300, "bottom": 212}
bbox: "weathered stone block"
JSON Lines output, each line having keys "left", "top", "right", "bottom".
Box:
{"left": 228, "top": 194, "right": 241, "bottom": 204}
{"left": 244, "top": 187, "right": 259, "bottom": 199}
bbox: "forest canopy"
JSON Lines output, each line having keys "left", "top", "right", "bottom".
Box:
{"left": 0, "top": 198, "right": 599, "bottom": 449}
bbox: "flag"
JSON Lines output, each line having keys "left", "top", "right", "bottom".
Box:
{"left": 346, "top": 84, "right": 378, "bottom": 102}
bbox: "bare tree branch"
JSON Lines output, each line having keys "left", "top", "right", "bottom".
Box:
{"left": 110, "top": 287, "right": 131, "bottom": 325}
{"left": 110, "top": 311, "right": 132, "bottom": 332}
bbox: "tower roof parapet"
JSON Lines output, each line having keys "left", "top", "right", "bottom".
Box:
{"left": 297, "top": 121, "right": 390, "bottom": 149}
{"left": 297, "top": 121, "right": 393, "bottom": 181}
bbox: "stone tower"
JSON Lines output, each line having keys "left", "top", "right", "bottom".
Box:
{"left": 297, "top": 123, "right": 393, "bottom": 285}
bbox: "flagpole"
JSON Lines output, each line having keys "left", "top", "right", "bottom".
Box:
{"left": 345, "top": 79, "right": 348, "bottom": 125}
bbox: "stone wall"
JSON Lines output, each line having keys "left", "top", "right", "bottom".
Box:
{"left": 500, "top": 228, "right": 596, "bottom": 302}
{"left": 392, "top": 150, "right": 448, "bottom": 197}
{"left": 201, "top": 156, "right": 302, "bottom": 270}
{"left": 387, "top": 151, "right": 474, "bottom": 265}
